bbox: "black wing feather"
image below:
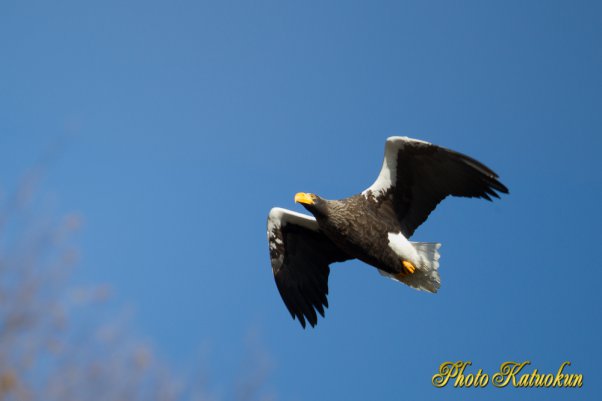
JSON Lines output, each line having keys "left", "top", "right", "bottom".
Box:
{"left": 367, "top": 138, "right": 508, "bottom": 237}
{"left": 267, "top": 209, "right": 351, "bottom": 328}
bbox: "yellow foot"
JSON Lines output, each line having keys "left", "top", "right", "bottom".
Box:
{"left": 393, "top": 261, "right": 417, "bottom": 280}
{"left": 402, "top": 260, "right": 416, "bottom": 274}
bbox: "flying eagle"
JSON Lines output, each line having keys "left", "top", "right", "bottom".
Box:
{"left": 267, "top": 137, "right": 508, "bottom": 328}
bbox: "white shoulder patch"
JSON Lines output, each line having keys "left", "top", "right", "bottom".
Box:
{"left": 267, "top": 207, "right": 318, "bottom": 233}
{"left": 362, "top": 136, "right": 432, "bottom": 199}
{"left": 266, "top": 207, "right": 319, "bottom": 271}
{"left": 267, "top": 208, "right": 319, "bottom": 250}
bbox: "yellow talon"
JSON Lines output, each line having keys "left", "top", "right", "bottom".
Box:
{"left": 402, "top": 260, "right": 416, "bottom": 274}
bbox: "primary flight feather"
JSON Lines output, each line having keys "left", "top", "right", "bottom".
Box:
{"left": 267, "top": 137, "right": 508, "bottom": 328}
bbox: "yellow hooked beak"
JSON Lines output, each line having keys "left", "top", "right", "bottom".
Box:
{"left": 295, "top": 192, "right": 315, "bottom": 205}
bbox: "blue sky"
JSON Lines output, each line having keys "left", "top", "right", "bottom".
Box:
{"left": 2, "top": 0, "right": 601, "bottom": 400}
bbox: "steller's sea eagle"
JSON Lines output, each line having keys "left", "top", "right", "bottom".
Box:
{"left": 267, "top": 137, "right": 508, "bottom": 328}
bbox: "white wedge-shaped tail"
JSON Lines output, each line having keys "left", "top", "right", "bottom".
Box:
{"left": 378, "top": 242, "right": 442, "bottom": 293}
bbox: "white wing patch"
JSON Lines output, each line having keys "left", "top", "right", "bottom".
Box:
{"left": 362, "top": 136, "right": 432, "bottom": 199}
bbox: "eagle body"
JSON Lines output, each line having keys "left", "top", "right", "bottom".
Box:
{"left": 267, "top": 136, "right": 508, "bottom": 328}
{"left": 313, "top": 196, "right": 413, "bottom": 276}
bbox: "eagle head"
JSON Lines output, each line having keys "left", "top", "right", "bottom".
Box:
{"left": 294, "top": 192, "right": 328, "bottom": 217}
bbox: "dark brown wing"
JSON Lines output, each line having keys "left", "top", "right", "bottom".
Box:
{"left": 362, "top": 137, "right": 508, "bottom": 237}
{"left": 267, "top": 208, "right": 352, "bottom": 328}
